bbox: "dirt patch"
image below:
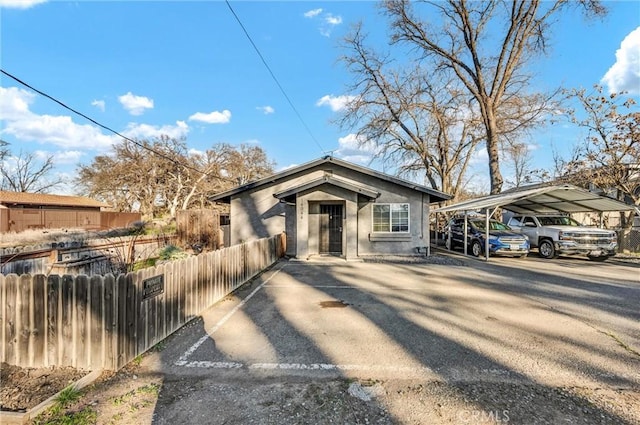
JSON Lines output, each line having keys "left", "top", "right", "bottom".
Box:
{"left": 3, "top": 356, "right": 639, "bottom": 424}
{"left": 0, "top": 362, "right": 89, "bottom": 412}
{"left": 0, "top": 359, "right": 162, "bottom": 424}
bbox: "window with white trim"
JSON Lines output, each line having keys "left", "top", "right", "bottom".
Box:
{"left": 372, "top": 203, "right": 409, "bottom": 232}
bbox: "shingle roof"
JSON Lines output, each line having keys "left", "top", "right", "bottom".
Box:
{"left": 209, "top": 156, "right": 451, "bottom": 203}
{"left": 0, "top": 191, "right": 110, "bottom": 208}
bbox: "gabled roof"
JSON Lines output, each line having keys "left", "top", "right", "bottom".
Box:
{"left": 273, "top": 174, "right": 381, "bottom": 201}
{"left": 432, "top": 184, "right": 637, "bottom": 215}
{"left": 0, "top": 191, "right": 109, "bottom": 208}
{"left": 209, "top": 156, "right": 451, "bottom": 203}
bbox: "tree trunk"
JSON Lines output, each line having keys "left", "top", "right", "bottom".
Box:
{"left": 485, "top": 108, "right": 504, "bottom": 194}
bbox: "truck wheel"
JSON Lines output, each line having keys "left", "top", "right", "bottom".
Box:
{"left": 471, "top": 240, "right": 483, "bottom": 257}
{"left": 538, "top": 239, "right": 556, "bottom": 259}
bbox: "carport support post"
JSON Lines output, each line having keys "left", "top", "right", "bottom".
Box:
{"left": 463, "top": 211, "right": 468, "bottom": 256}
{"left": 447, "top": 215, "right": 452, "bottom": 252}
{"left": 485, "top": 209, "right": 490, "bottom": 262}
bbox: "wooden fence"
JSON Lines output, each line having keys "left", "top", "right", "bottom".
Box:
{"left": 0, "top": 233, "right": 286, "bottom": 371}
{"left": 176, "top": 209, "right": 220, "bottom": 251}
{"left": 0, "top": 209, "right": 142, "bottom": 233}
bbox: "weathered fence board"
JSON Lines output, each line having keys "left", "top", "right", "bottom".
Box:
{"left": 32, "top": 274, "right": 46, "bottom": 367}
{"left": 1, "top": 233, "right": 285, "bottom": 370}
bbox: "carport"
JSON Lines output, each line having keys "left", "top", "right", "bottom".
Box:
{"left": 429, "top": 184, "right": 638, "bottom": 261}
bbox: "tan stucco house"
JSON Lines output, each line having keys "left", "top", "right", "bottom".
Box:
{"left": 209, "top": 156, "right": 450, "bottom": 260}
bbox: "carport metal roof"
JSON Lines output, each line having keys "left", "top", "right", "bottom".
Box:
{"left": 432, "top": 184, "right": 637, "bottom": 215}
{"left": 429, "top": 184, "right": 638, "bottom": 261}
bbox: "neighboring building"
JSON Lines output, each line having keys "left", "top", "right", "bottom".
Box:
{"left": 209, "top": 156, "right": 450, "bottom": 260}
{"left": 0, "top": 191, "right": 110, "bottom": 232}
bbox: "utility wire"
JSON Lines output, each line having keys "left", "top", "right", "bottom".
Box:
{"left": 224, "top": 0, "right": 327, "bottom": 155}
{"left": 0, "top": 68, "right": 237, "bottom": 184}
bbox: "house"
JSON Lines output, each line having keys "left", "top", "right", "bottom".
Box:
{"left": 209, "top": 156, "right": 450, "bottom": 260}
{"left": 0, "top": 191, "right": 110, "bottom": 232}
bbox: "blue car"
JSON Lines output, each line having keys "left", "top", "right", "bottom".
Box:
{"left": 445, "top": 217, "right": 530, "bottom": 258}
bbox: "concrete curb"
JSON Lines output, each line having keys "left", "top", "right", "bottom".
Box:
{"left": 0, "top": 369, "right": 103, "bottom": 425}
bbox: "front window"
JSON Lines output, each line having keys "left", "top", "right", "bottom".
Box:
{"left": 373, "top": 203, "right": 409, "bottom": 232}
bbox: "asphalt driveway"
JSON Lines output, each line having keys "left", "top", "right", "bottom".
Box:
{"left": 143, "top": 256, "right": 640, "bottom": 424}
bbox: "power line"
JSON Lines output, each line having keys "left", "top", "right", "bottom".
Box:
{"left": 224, "top": 0, "right": 327, "bottom": 155}
{"left": 0, "top": 68, "right": 236, "bottom": 184}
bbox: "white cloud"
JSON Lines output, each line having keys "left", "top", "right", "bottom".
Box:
{"left": 3, "top": 114, "right": 116, "bottom": 149}
{"left": 0, "top": 0, "right": 46, "bottom": 9}
{"left": 278, "top": 163, "right": 299, "bottom": 172}
{"left": 53, "top": 150, "right": 84, "bottom": 164}
{"left": 601, "top": 27, "right": 640, "bottom": 95}
{"left": 122, "top": 120, "right": 189, "bottom": 140}
{"left": 188, "top": 148, "right": 205, "bottom": 156}
{"left": 469, "top": 146, "right": 488, "bottom": 165}
{"left": 188, "top": 109, "right": 231, "bottom": 124}
{"left": 0, "top": 85, "right": 116, "bottom": 150}
{"left": 91, "top": 99, "right": 105, "bottom": 112}
{"left": 34, "top": 149, "right": 84, "bottom": 165}
{"left": 256, "top": 105, "right": 275, "bottom": 115}
{"left": 0, "top": 86, "right": 34, "bottom": 120}
{"left": 316, "top": 94, "right": 356, "bottom": 112}
{"left": 118, "top": 92, "right": 154, "bottom": 116}
{"left": 335, "top": 133, "right": 378, "bottom": 164}
{"left": 320, "top": 13, "right": 342, "bottom": 37}
{"left": 325, "top": 14, "right": 342, "bottom": 26}
{"left": 304, "top": 8, "right": 342, "bottom": 37}
{"left": 303, "top": 8, "right": 322, "bottom": 18}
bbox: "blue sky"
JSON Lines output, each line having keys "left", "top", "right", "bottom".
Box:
{"left": 1, "top": 0, "right": 639, "bottom": 195}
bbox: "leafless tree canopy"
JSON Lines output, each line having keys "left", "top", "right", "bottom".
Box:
{"left": 76, "top": 137, "right": 275, "bottom": 219}
{"left": 339, "top": 23, "right": 483, "bottom": 201}
{"left": 375, "top": 0, "right": 604, "bottom": 194}
{"left": 0, "top": 147, "right": 63, "bottom": 193}
{"left": 563, "top": 86, "right": 640, "bottom": 229}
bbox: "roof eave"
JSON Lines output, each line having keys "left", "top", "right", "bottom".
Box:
{"left": 209, "top": 156, "right": 452, "bottom": 203}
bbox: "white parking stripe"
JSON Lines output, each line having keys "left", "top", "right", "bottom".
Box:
{"left": 174, "top": 263, "right": 287, "bottom": 366}
{"left": 178, "top": 360, "right": 436, "bottom": 374}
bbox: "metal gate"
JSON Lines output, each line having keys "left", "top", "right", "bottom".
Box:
{"left": 319, "top": 204, "right": 343, "bottom": 254}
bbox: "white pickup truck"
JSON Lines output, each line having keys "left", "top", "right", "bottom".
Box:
{"left": 506, "top": 214, "right": 618, "bottom": 261}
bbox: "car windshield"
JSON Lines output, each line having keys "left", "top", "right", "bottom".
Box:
{"left": 537, "top": 216, "right": 581, "bottom": 226}
{"left": 470, "top": 220, "right": 511, "bottom": 231}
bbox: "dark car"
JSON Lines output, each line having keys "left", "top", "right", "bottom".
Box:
{"left": 445, "top": 217, "right": 530, "bottom": 258}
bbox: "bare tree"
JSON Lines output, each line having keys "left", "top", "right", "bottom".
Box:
{"left": 339, "top": 23, "right": 483, "bottom": 201}
{"left": 0, "top": 150, "right": 63, "bottom": 193}
{"left": 77, "top": 138, "right": 275, "bottom": 219}
{"left": 564, "top": 86, "right": 640, "bottom": 230}
{"left": 382, "top": 0, "right": 604, "bottom": 194}
{"left": 502, "top": 141, "right": 539, "bottom": 188}
{"left": 0, "top": 140, "right": 8, "bottom": 161}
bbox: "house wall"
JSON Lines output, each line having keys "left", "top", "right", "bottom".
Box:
{"left": 228, "top": 163, "right": 432, "bottom": 257}
{"left": 229, "top": 169, "right": 328, "bottom": 247}
{"left": 298, "top": 185, "right": 357, "bottom": 259}
{"left": 356, "top": 179, "right": 430, "bottom": 256}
